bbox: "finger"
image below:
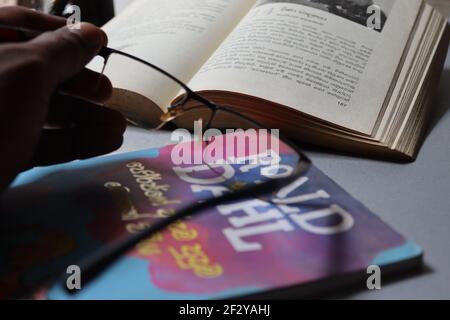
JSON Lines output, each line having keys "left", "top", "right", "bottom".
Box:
{"left": 47, "top": 94, "right": 125, "bottom": 129}
{"left": 33, "top": 126, "right": 124, "bottom": 167}
{"left": 61, "top": 69, "right": 113, "bottom": 103}
{"left": 24, "top": 22, "right": 108, "bottom": 89}
{"left": 34, "top": 100, "right": 126, "bottom": 167}
{"left": 0, "top": 6, "right": 66, "bottom": 31}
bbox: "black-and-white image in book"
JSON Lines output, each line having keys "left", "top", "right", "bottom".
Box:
{"left": 256, "top": 0, "right": 394, "bottom": 32}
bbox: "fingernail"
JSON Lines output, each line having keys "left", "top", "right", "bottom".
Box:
{"left": 74, "top": 22, "right": 107, "bottom": 50}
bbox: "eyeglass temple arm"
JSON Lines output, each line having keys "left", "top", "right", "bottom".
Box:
{"left": 64, "top": 163, "right": 306, "bottom": 293}
{"left": 0, "top": 25, "right": 204, "bottom": 110}
{"left": 0, "top": 26, "right": 187, "bottom": 94}
{"left": 99, "top": 47, "right": 193, "bottom": 94}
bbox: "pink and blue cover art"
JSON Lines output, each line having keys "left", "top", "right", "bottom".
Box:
{"left": 0, "top": 135, "right": 421, "bottom": 299}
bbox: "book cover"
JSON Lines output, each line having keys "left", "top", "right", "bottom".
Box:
{"left": 0, "top": 135, "right": 422, "bottom": 299}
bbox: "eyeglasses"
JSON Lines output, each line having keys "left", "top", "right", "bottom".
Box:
{"left": 79, "top": 47, "right": 312, "bottom": 287}
{"left": 0, "top": 24, "right": 311, "bottom": 291}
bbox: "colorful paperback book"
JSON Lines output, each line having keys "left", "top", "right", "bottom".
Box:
{"left": 0, "top": 135, "right": 422, "bottom": 299}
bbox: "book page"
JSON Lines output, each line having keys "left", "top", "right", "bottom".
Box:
{"left": 187, "top": 0, "right": 422, "bottom": 134}
{"left": 91, "top": 0, "right": 257, "bottom": 110}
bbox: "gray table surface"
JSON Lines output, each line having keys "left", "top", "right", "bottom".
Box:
{"left": 111, "top": 1, "right": 450, "bottom": 300}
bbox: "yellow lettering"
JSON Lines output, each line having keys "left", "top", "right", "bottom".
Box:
{"left": 169, "top": 222, "right": 198, "bottom": 242}
{"left": 169, "top": 244, "right": 223, "bottom": 279}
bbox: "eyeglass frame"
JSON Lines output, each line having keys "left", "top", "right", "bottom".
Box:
{"left": 76, "top": 46, "right": 313, "bottom": 288}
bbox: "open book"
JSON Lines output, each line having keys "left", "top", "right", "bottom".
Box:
{"left": 95, "top": 0, "right": 449, "bottom": 161}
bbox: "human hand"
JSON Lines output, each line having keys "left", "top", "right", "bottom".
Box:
{"left": 0, "top": 7, "right": 126, "bottom": 192}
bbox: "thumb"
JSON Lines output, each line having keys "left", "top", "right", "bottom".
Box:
{"left": 26, "top": 22, "right": 107, "bottom": 88}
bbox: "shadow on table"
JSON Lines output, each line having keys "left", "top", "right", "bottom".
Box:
{"left": 251, "top": 263, "right": 433, "bottom": 300}
{"left": 297, "top": 142, "right": 412, "bottom": 164}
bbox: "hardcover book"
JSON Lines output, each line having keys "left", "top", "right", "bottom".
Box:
{"left": 0, "top": 136, "right": 422, "bottom": 299}
{"left": 91, "top": 0, "right": 450, "bottom": 160}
